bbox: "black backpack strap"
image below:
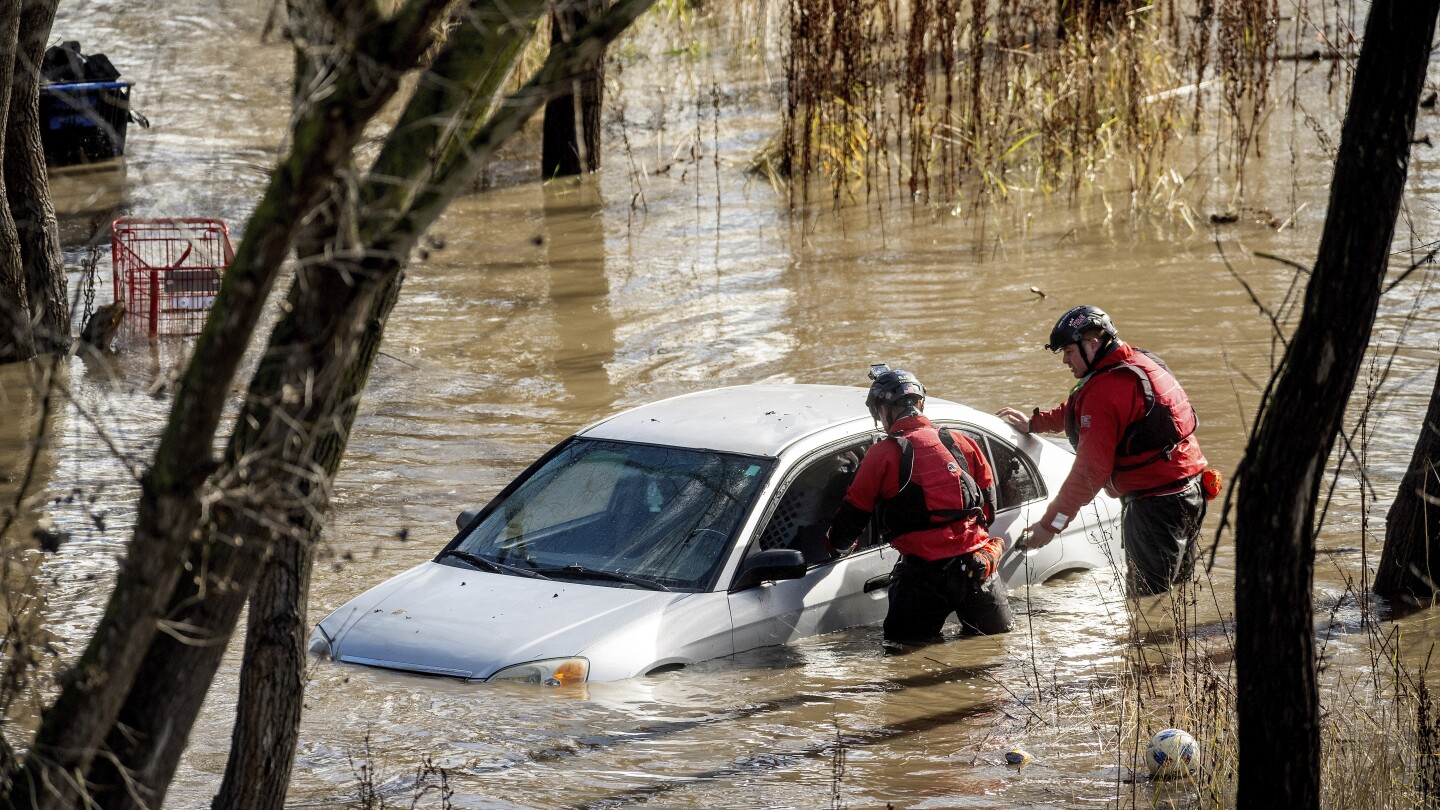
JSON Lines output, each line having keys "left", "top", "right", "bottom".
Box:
{"left": 936, "top": 428, "right": 970, "bottom": 475}
{"left": 940, "top": 428, "right": 995, "bottom": 525}
{"left": 894, "top": 435, "right": 914, "bottom": 492}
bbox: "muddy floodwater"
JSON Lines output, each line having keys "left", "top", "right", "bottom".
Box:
{"left": 8, "top": 1, "right": 1440, "bottom": 807}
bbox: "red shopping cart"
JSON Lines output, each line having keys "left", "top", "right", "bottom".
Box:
{"left": 111, "top": 217, "right": 233, "bottom": 336}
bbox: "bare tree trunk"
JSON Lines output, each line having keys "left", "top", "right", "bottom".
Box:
{"left": 215, "top": 258, "right": 403, "bottom": 810}
{"left": 89, "top": 241, "right": 403, "bottom": 809}
{"left": 1232, "top": 2, "right": 1438, "bottom": 807}
{"left": 211, "top": 156, "right": 371, "bottom": 809}
{"left": 76, "top": 1, "right": 661, "bottom": 805}
{"left": 6, "top": 0, "right": 66, "bottom": 354}
{"left": 218, "top": 531, "right": 312, "bottom": 809}
{"left": 82, "top": 510, "right": 268, "bottom": 809}
{"left": 218, "top": 3, "right": 553, "bottom": 802}
{"left": 216, "top": 9, "right": 544, "bottom": 802}
{"left": 0, "top": 3, "right": 35, "bottom": 365}
{"left": 221, "top": 4, "right": 654, "bottom": 804}
{"left": 1375, "top": 367, "right": 1440, "bottom": 600}
{"left": 542, "top": 0, "right": 607, "bottom": 177}
{"left": 4, "top": 3, "right": 455, "bottom": 806}
{"left": 218, "top": 4, "right": 648, "bottom": 804}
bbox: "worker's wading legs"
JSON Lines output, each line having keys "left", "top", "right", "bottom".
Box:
{"left": 884, "top": 561, "right": 953, "bottom": 642}
{"left": 884, "top": 558, "right": 1014, "bottom": 641}
{"left": 953, "top": 573, "right": 1014, "bottom": 636}
{"left": 1121, "top": 479, "right": 1206, "bottom": 596}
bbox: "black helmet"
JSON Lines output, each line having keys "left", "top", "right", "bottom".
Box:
{"left": 865, "top": 364, "right": 925, "bottom": 420}
{"left": 1045, "top": 305, "right": 1117, "bottom": 352}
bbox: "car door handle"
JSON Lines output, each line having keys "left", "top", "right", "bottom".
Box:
{"left": 864, "top": 573, "right": 892, "bottom": 593}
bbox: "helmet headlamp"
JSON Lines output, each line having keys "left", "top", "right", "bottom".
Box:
{"left": 864, "top": 363, "right": 925, "bottom": 422}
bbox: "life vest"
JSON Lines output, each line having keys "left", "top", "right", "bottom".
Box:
{"left": 875, "top": 425, "right": 986, "bottom": 537}
{"left": 1064, "top": 348, "right": 1198, "bottom": 472}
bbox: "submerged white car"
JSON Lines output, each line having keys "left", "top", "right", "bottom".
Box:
{"left": 309, "top": 384, "right": 1122, "bottom": 684}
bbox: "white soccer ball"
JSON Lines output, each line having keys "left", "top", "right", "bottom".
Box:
{"left": 1145, "top": 728, "right": 1197, "bottom": 779}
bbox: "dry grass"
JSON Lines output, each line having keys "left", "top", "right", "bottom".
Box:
{"left": 770, "top": 0, "right": 1325, "bottom": 215}
{"left": 348, "top": 731, "right": 455, "bottom": 810}
{"left": 1095, "top": 575, "right": 1439, "bottom": 808}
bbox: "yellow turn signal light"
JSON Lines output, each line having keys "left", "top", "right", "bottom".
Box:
{"left": 549, "top": 659, "right": 589, "bottom": 686}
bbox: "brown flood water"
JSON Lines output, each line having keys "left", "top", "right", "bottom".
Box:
{"left": 6, "top": 1, "right": 1440, "bottom": 806}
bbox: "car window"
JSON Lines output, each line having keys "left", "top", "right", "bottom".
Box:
{"left": 954, "top": 426, "right": 1047, "bottom": 510}
{"left": 750, "top": 439, "right": 874, "bottom": 566}
{"left": 451, "top": 439, "right": 773, "bottom": 591}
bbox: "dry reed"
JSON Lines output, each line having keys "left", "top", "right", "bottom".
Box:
{"left": 772, "top": 0, "right": 1322, "bottom": 214}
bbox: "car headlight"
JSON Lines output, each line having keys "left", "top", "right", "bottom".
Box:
{"left": 487, "top": 657, "right": 589, "bottom": 686}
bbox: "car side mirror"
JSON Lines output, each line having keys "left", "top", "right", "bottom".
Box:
{"left": 456, "top": 509, "right": 478, "bottom": 531}
{"left": 730, "top": 549, "right": 807, "bottom": 591}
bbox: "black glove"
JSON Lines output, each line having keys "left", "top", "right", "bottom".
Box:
{"left": 824, "top": 531, "right": 857, "bottom": 559}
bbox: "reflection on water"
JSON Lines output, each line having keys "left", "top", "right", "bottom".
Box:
{"left": 7, "top": 1, "right": 1440, "bottom": 807}
{"left": 545, "top": 179, "right": 619, "bottom": 412}
{"left": 50, "top": 159, "right": 129, "bottom": 246}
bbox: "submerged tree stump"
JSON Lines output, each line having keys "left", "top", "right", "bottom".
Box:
{"left": 79, "top": 300, "right": 125, "bottom": 351}
{"left": 1375, "top": 368, "right": 1440, "bottom": 603}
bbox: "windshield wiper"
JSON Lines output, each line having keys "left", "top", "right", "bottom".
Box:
{"left": 438, "top": 549, "right": 550, "bottom": 580}
{"left": 532, "top": 564, "right": 671, "bottom": 591}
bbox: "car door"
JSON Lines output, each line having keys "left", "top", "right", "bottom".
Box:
{"left": 727, "top": 437, "right": 899, "bottom": 652}
{"left": 945, "top": 424, "right": 1056, "bottom": 586}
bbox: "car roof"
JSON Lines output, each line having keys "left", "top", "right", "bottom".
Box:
{"left": 578, "top": 383, "right": 991, "bottom": 458}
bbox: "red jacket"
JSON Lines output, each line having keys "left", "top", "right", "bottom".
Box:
{"left": 1031, "top": 342, "right": 1207, "bottom": 532}
{"left": 839, "top": 415, "right": 995, "bottom": 561}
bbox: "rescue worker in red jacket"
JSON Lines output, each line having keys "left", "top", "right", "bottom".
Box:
{"left": 996, "top": 306, "right": 1209, "bottom": 595}
{"left": 827, "top": 365, "right": 1012, "bottom": 642}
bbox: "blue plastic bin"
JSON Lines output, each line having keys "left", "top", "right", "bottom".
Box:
{"left": 39, "top": 80, "right": 133, "bottom": 166}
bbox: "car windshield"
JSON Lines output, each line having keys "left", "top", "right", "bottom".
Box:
{"left": 448, "top": 439, "right": 774, "bottom": 591}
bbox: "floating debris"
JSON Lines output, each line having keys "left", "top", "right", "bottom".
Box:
{"left": 80, "top": 300, "right": 126, "bottom": 351}
{"left": 1146, "top": 728, "right": 1197, "bottom": 779}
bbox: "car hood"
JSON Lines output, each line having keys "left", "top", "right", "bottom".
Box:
{"left": 316, "top": 561, "right": 693, "bottom": 680}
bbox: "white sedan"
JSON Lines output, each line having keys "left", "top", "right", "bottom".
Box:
{"left": 308, "top": 384, "right": 1122, "bottom": 684}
